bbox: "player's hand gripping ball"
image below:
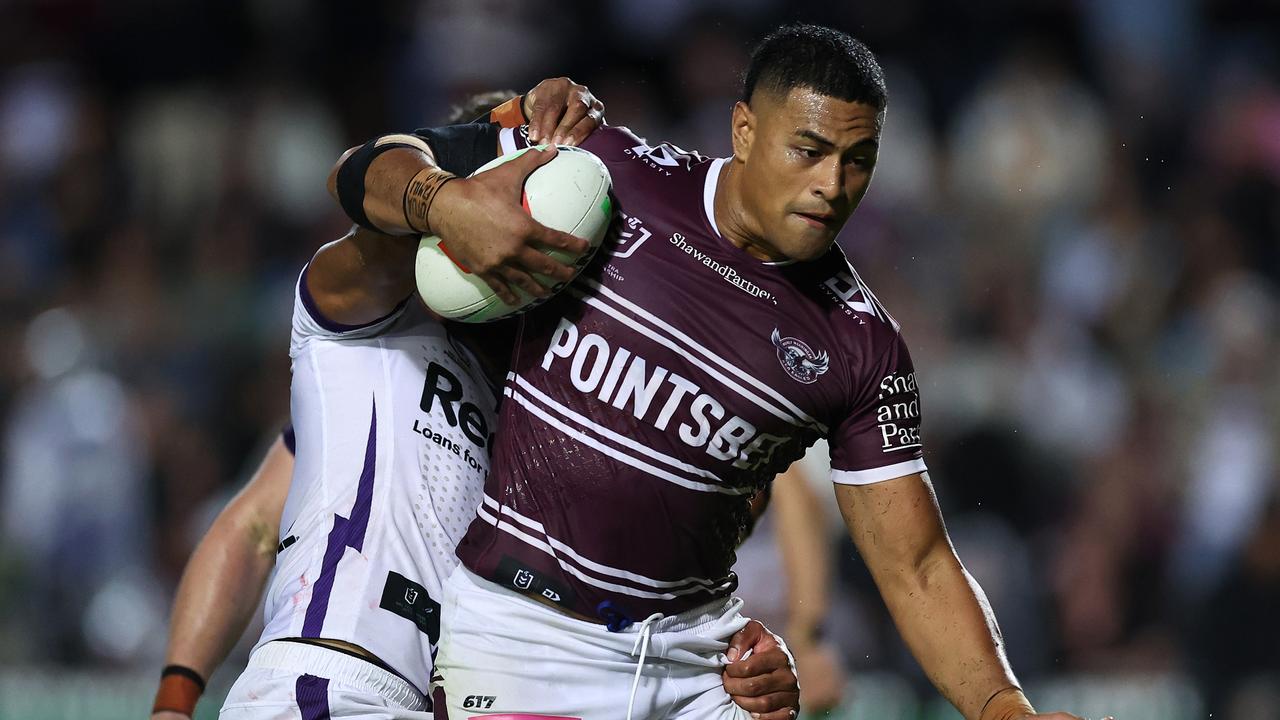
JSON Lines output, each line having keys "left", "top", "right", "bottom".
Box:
{"left": 416, "top": 145, "right": 613, "bottom": 322}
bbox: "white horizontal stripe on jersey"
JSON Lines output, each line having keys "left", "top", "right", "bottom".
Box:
{"left": 582, "top": 279, "right": 828, "bottom": 434}
{"left": 509, "top": 372, "right": 730, "bottom": 487}
{"left": 480, "top": 495, "right": 729, "bottom": 593}
{"left": 567, "top": 287, "right": 824, "bottom": 436}
{"left": 830, "top": 458, "right": 928, "bottom": 486}
{"left": 475, "top": 504, "right": 734, "bottom": 601}
{"left": 475, "top": 505, "right": 671, "bottom": 600}
{"left": 503, "top": 386, "right": 752, "bottom": 496}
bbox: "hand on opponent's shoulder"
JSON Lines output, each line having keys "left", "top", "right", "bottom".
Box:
{"left": 522, "top": 76, "right": 605, "bottom": 147}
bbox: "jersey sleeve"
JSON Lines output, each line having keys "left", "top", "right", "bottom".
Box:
{"left": 828, "top": 333, "right": 928, "bottom": 485}
{"left": 412, "top": 123, "right": 503, "bottom": 176}
{"left": 288, "top": 264, "right": 409, "bottom": 358}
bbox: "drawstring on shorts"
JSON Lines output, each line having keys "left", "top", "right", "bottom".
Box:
{"left": 625, "top": 612, "right": 665, "bottom": 720}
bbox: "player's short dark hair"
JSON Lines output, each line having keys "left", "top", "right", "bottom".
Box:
{"left": 742, "top": 24, "right": 887, "bottom": 110}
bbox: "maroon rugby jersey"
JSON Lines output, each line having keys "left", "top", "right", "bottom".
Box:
{"left": 422, "top": 123, "right": 926, "bottom": 622}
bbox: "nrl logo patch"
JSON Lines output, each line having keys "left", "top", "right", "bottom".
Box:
{"left": 771, "top": 328, "right": 830, "bottom": 384}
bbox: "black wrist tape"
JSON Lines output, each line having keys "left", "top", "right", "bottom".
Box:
{"left": 335, "top": 139, "right": 423, "bottom": 232}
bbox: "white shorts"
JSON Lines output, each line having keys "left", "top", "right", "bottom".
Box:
{"left": 220, "top": 640, "right": 436, "bottom": 720}
{"left": 435, "top": 567, "right": 752, "bottom": 720}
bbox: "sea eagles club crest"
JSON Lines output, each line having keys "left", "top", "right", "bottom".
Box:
{"left": 772, "top": 328, "right": 830, "bottom": 384}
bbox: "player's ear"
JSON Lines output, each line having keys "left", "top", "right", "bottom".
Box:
{"left": 731, "top": 101, "right": 755, "bottom": 163}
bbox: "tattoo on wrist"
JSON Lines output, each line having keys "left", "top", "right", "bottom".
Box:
{"left": 403, "top": 168, "right": 456, "bottom": 235}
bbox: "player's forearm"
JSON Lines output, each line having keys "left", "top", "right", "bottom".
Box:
{"left": 155, "top": 439, "right": 292, "bottom": 717}
{"left": 837, "top": 476, "right": 1033, "bottom": 719}
{"left": 327, "top": 144, "right": 449, "bottom": 236}
{"left": 873, "top": 544, "right": 1027, "bottom": 720}
{"left": 163, "top": 497, "right": 278, "bottom": 678}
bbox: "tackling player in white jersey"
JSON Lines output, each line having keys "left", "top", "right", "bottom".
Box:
{"left": 151, "top": 81, "right": 801, "bottom": 720}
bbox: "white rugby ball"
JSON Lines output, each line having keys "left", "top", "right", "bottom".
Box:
{"left": 415, "top": 145, "right": 613, "bottom": 323}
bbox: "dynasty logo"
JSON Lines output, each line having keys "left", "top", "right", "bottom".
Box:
{"left": 624, "top": 140, "right": 695, "bottom": 176}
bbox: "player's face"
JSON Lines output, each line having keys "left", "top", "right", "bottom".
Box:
{"left": 733, "top": 87, "right": 882, "bottom": 261}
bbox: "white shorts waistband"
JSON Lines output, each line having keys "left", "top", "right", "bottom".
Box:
{"left": 452, "top": 567, "right": 749, "bottom": 652}
{"left": 248, "top": 640, "right": 426, "bottom": 709}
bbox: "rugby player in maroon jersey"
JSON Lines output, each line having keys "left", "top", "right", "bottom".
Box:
{"left": 330, "top": 24, "right": 1110, "bottom": 720}
{"left": 148, "top": 80, "right": 800, "bottom": 720}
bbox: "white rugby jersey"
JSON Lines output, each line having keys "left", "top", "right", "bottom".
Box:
{"left": 255, "top": 265, "right": 497, "bottom": 695}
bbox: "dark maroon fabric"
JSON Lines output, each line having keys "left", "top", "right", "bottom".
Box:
{"left": 431, "top": 686, "right": 449, "bottom": 720}
{"left": 444, "top": 125, "right": 923, "bottom": 621}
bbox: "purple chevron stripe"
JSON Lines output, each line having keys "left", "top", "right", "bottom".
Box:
{"left": 301, "top": 398, "right": 378, "bottom": 637}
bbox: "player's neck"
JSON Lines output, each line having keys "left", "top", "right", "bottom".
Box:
{"left": 714, "top": 159, "right": 789, "bottom": 263}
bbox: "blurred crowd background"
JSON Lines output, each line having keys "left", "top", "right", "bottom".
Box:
{"left": 1, "top": 0, "right": 1277, "bottom": 718}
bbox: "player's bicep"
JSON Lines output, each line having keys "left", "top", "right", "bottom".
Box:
{"left": 834, "top": 472, "right": 950, "bottom": 578}
{"left": 225, "top": 436, "right": 296, "bottom": 556}
{"left": 303, "top": 227, "right": 418, "bottom": 329}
